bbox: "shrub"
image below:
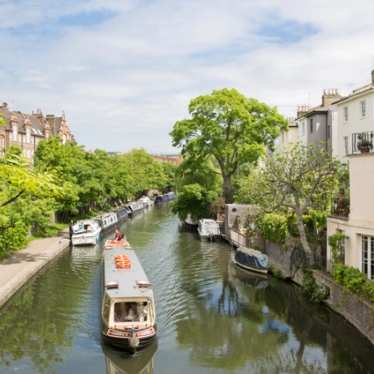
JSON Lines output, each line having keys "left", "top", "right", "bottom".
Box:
{"left": 332, "top": 263, "right": 374, "bottom": 303}
{"left": 302, "top": 269, "right": 329, "bottom": 303}
{"left": 256, "top": 213, "right": 288, "bottom": 244}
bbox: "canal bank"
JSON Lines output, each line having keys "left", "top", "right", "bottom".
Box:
{"left": 0, "top": 236, "right": 70, "bottom": 308}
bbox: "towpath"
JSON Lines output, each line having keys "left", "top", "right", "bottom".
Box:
{"left": 0, "top": 237, "right": 70, "bottom": 308}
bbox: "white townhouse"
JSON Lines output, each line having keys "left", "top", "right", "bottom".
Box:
{"left": 295, "top": 90, "right": 342, "bottom": 154}
{"left": 332, "top": 71, "right": 374, "bottom": 161}
{"left": 274, "top": 117, "right": 299, "bottom": 151}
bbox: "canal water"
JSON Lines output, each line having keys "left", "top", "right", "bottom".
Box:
{"left": 0, "top": 205, "right": 374, "bottom": 374}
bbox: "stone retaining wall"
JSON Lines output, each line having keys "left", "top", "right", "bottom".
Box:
{"left": 313, "top": 270, "right": 374, "bottom": 345}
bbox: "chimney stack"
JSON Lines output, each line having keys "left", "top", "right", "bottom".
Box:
{"left": 322, "top": 89, "right": 341, "bottom": 107}
{"left": 297, "top": 105, "right": 310, "bottom": 118}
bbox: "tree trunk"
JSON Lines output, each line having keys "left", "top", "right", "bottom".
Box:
{"left": 294, "top": 205, "right": 312, "bottom": 258}
{"left": 223, "top": 175, "right": 234, "bottom": 203}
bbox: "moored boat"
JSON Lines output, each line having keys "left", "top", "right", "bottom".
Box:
{"left": 154, "top": 191, "right": 175, "bottom": 204}
{"left": 99, "top": 212, "right": 119, "bottom": 234}
{"left": 116, "top": 206, "right": 131, "bottom": 223}
{"left": 232, "top": 246, "right": 269, "bottom": 274}
{"left": 126, "top": 201, "right": 144, "bottom": 217}
{"left": 101, "top": 245, "right": 157, "bottom": 352}
{"left": 71, "top": 219, "right": 101, "bottom": 246}
{"left": 138, "top": 196, "right": 153, "bottom": 209}
{"left": 197, "top": 219, "right": 221, "bottom": 241}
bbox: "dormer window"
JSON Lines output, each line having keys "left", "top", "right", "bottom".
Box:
{"left": 360, "top": 100, "right": 367, "bottom": 117}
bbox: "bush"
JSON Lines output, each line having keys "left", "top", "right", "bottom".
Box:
{"left": 256, "top": 213, "right": 288, "bottom": 244}
{"left": 332, "top": 263, "right": 374, "bottom": 303}
{"left": 302, "top": 269, "right": 329, "bottom": 303}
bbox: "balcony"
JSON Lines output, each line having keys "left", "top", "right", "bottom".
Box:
{"left": 345, "top": 131, "right": 374, "bottom": 155}
{"left": 331, "top": 195, "right": 350, "bottom": 219}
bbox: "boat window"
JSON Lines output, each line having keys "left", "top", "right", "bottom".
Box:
{"left": 114, "top": 302, "right": 149, "bottom": 322}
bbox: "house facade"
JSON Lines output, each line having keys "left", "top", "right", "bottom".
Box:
{"left": 0, "top": 102, "right": 73, "bottom": 160}
{"left": 331, "top": 71, "right": 374, "bottom": 161}
{"left": 296, "top": 90, "right": 341, "bottom": 153}
{"left": 327, "top": 151, "right": 374, "bottom": 279}
{"left": 274, "top": 117, "right": 299, "bottom": 150}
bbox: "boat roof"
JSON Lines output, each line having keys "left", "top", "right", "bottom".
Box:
{"left": 103, "top": 247, "right": 154, "bottom": 300}
{"left": 199, "top": 219, "right": 218, "bottom": 224}
{"left": 238, "top": 246, "right": 266, "bottom": 257}
{"left": 75, "top": 219, "right": 99, "bottom": 225}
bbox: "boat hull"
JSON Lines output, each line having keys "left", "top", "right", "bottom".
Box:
{"left": 102, "top": 331, "right": 156, "bottom": 352}
{"left": 71, "top": 233, "right": 100, "bottom": 246}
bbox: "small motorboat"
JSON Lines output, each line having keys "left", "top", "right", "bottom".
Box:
{"left": 232, "top": 246, "right": 269, "bottom": 274}
{"left": 71, "top": 219, "right": 101, "bottom": 246}
{"left": 197, "top": 219, "right": 221, "bottom": 241}
{"left": 102, "top": 245, "right": 157, "bottom": 352}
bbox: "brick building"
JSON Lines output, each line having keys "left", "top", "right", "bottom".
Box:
{"left": 0, "top": 102, "right": 74, "bottom": 159}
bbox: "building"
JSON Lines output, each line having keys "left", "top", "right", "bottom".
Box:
{"left": 327, "top": 149, "right": 374, "bottom": 279}
{"left": 0, "top": 102, "right": 73, "bottom": 160}
{"left": 331, "top": 71, "right": 374, "bottom": 161}
{"left": 274, "top": 117, "right": 299, "bottom": 151}
{"left": 152, "top": 154, "right": 182, "bottom": 165}
{"left": 295, "top": 89, "right": 342, "bottom": 153}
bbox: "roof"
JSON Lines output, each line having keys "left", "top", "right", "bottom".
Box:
{"left": 296, "top": 105, "right": 330, "bottom": 120}
{"left": 333, "top": 84, "right": 374, "bottom": 106}
{"left": 104, "top": 247, "right": 154, "bottom": 300}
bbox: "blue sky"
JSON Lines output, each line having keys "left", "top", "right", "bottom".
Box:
{"left": 0, "top": 0, "right": 373, "bottom": 153}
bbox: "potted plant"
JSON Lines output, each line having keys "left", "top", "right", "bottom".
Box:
{"left": 357, "top": 134, "right": 373, "bottom": 153}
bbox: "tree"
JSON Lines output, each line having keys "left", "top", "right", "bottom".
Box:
{"left": 173, "top": 156, "right": 221, "bottom": 220}
{"left": 170, "top": 88, "right": 287, "bottom": 202}
{"left": 237, "top": 144, "right": 339, "bottom": 257}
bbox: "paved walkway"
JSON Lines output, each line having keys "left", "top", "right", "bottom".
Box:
{"left": 0, "top": 237, "right": 70, "bottom": 308}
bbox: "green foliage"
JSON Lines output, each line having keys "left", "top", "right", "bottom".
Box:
{"left": 0, "top": 147, "right": 63, "bottom": 258}
{"left": 328, "top": 232, "right": 347, "bottom": 264}
{"left": 302, "top": 269, "right": 329, "bottom": 303}
{"left": 256, "top": 213, "right": 288, "bottom": 244}
{"left": 236, "top": 144, "right": 339, "bottom": 256}
{"left": 173, "top": 155, "right": 221, "bottom": 221}
{"left": 172, "top": 183, "right": 218, "bottom": 221}
{"left": 35, "top": 139, "right": 175, "bottom": 221}
{"left": 333, "top": 263, "right": 374, "bottom": 303}
{"left": 170, "top": 88, "right": 287, "bottom": 202}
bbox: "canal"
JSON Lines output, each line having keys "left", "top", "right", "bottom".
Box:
{"left": 0, "top": 205, "right": 374, "bottom": 373}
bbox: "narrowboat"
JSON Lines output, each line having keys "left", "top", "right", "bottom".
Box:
{"left": 126, "top": 201, "right": 144, "bottom": 217}
{"left": 116, "top": 206, "right": 130, "bottom": 223}
{"left": 232, "top": 246, "right": 269, "bottom": 274}
{"left": 99, "top": 212, "right": 119, "bottom": 234}
{"left": 154, "top": 191, "right": 175, "bottom": 204}
{"left": 71, "top": 219, "right": 101, "bottom": 246}
{"left": 102, "top": 245, "right": 157, "bottom": 352}
{"left": 197, "top": 219, "right": 221, "bottom": 241}
{"left": 138, "top": 196, "right": 153, "bottom": 209}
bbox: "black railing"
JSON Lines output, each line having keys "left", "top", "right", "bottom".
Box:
{"left": 351, "top": 131, "right": 374, "bottom": 154}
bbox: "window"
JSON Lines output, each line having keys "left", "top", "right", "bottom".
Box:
{"left": 360, "top": 100, "right": 367, "bottom": 117}
{"left": 344, "top": 106, "right": 348, "bottom": 122}
{"left": 301, "top": 123, "right": 305, "bottom": 136}
{"left": 362, "top": 235, "right": 374, "bottom": 279}
{"left": 309, "top": 118, "right": 314, "bottom": 133}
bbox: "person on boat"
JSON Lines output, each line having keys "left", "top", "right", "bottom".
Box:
{"left": 114, "top": 228, "right": 124, "bottom": 242}
{"left": 137, "top": 302, "right": 148, "bottom": 322}
{"left": 125, "top": 304, "right": 136, "bottom": 321}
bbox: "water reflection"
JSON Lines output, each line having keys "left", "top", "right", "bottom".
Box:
{"left": 103, "top": 342, "right": 157, "bottom": 374}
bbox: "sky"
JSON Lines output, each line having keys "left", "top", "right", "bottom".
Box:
{"left": 1, "top": 0, "right": 374, "bottom": 153}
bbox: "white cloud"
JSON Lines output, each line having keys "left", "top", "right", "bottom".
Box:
{"left": 1, "top": 0, "right": 374, "bottom": 152}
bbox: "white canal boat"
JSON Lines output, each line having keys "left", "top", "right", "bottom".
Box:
{"left": 102, "top": 245, "right": 157, "bottom": 352}
{"left": 232, "top": 247, "right": 269, "bottom": 275}
{"left": 71, "top": 219, "right": 101, "bottom": 246}
{"left": 197, "top": 219, "right": 221, "bottom": 241}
